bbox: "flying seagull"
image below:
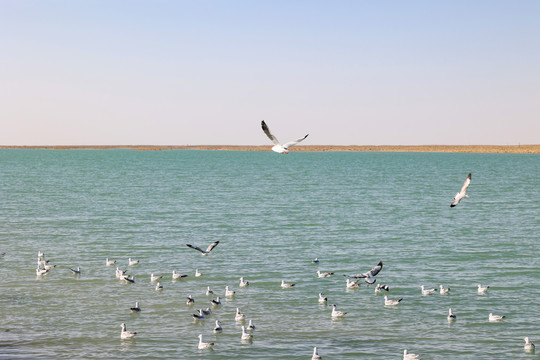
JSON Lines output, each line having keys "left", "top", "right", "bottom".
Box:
{"left": 186, "top": 241, "right": 219, "bottom": 256}
{"left": 261, "top": 120, "right": 309, "bottom": 154}
{"left": 346, "top": 261, "right": 383, "bottom": 284}
{"left": 451, "top": 173, "right": 471, "bottom": 207}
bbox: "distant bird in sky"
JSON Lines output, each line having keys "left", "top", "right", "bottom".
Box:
{"left": 261, "top": 120, "right": 309, "bottom": 154}
{"left": 186, "top": 241, "right": 219, "bottom": 256}
{"left": 450, "top": 173, "right": 471, "bottom": 207}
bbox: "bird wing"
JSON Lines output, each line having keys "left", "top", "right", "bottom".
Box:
{"left": 186, "top": 244, "right": 205, "bottom": 254}
{"left": 368, "top": 261, "right": 383, "bottom": 277}
{"left": 205, "top": 241, "right": 219, "bottom": 253}
{"left": 261, "top": 120, "right": 281, "bottom": 146}
{"left": 460, "top": 173, "right": 471, "bottom": 194}
{"left": 283, "top": 134, "right": 309, "bottom": 149}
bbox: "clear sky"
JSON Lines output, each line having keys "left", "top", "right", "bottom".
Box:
{"left": 1, "top": 1, "right": 539, "bottom": 146}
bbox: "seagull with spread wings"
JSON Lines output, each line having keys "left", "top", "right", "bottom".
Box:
{"left": 186, "top": 241, "right": 219, "bottom": 256}
{"left": 261, "top": 120, "right": 309, "bottom": 154}
{"left": 450, "top": 173, "right": 471, "bottom": 207}
{"left": 346, "top": 261, "right": 383, "bottom": 284}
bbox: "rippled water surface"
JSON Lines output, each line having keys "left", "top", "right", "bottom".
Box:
{"left": 0, "top": 149, "right": 539, "bottom": 359}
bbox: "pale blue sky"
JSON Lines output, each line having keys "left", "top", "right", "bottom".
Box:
{"left": 1, "top": 1, "right": 539, "bottom": 145}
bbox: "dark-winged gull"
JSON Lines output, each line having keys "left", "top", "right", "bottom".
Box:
{"left": 186, "top": 241, "right": 219, "bottom": 256}
{"left": 261, "top": 120, "right": 309, "bottom": 154}
{"left": 346, "top": 261, "right": 383, "bottom": 284}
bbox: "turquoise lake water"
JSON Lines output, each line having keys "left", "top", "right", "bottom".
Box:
{"left": 0, "top": 149, "right": 539, "bottom": 359}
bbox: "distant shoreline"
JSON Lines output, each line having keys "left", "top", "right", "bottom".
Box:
{"left": 1, "top": 145, "right": 540, "bottom": 153}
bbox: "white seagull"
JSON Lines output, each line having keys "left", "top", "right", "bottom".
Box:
{"left": 239, "top": 277, "right": 250, "bottom": 287}
{"left": 205, "top": 286, "right": 214, "bottom": 296}
{"left": 439, "top": 284, "right": 450, "bottom": 295}
{"left": 186, "top": 241, "right": 219, "bottom": 256}
{"left": 346, "top": 279, "right": 360, "bottom": 289}
{"left": 130, "top": 301, "right": 141, "bottom": 312}
{"left": 384, "top": 295, "right": 402, "bottom": 306}
{"left": 281, "top": 280, "right": 295, "bottom": 288}
{"left": 241, "top": 325, "right": 253, "bottom": 341}
{"left": 150, "top": 273, "right": 162, "bottom": 282}
{"left": 195, "top": 269, "right": 202, "bottom": 277}
{"left": 477, "top": 284, "right": 489, "bottom": 294}
{"left": 330, "top": 304, "right": 347, "bottom": 318}
{"left": 36, "top": 267, "right": 48, "bottom": 276}
{"left": 403, "top": 349, "right": 421, "bottom": 359}
{"left": 197, "top": 334, "right": 214, "bottom": 349}
{"left": 213, "top": 320, "right": 223, "bottom": 333}
{"left": 120, "top": 323, "right": 137, "bottom": 339}
{"left": 192, "top": 309, "right": 205, "bottom": 321}
{"left": 318, "top": 293, "right": 328, "bottom": 304}
{"left": 488, "top": 312, "right": 505, "bottom": 322}
{"left": 317, "top": 270, "right": 334, "bottom": 278}
{"left": 450, "top": 173, "right": 471, "bottom": 207}
{"left": 128, "top": 258, "right": 139, "bottom": 266}
{"left": 312, "top": 346, "right": 322, "bottom": 360}
{"left": 106, "top": 258, "right": 116, "bottom": 266}
{"left": 347, "top": 261, "right": 383, "bottom": 284}
{"left": 225, "top": 286, "right": 235, "bottom": 297}
{"left": 261, "top": 120, "right": 309, "bottom": 154}
{"left": 155, "top": 282, "right": 163, "bottom": 291}
{"left": 447, "top": 308, "right": 456, "bottom": 321}
{"left": 235, "top": 308, "right": 246, "bottom": 322}
{"left": 524, "top": 337, "right": 535, "bottom": 352}
{"left": 247, "top": 319, "right": 255, "bottom": 331}
{"left": 375, "top": 284, "right": 389, "bottom": 293}
{"left": 172, "top": 270, "right": 188, "bottom": 280}
{"left": 186, "top": 295, "right": 195, "bottom": 305}
{"left": 421, "top": 285, "right": 436, "bottom": 296}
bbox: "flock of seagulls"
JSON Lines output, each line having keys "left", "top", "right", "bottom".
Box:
{"left": 15, "top": 140, "right": 534, "bottom": 359}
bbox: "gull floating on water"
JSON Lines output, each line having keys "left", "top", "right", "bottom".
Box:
{"left": 346, "top": 279, "right": 360, "bottom": 289}
{"left": 384, "top": 295, "right": 402, "bottom": 306}
{"left": 312, "top": 258, "right": 319, "bottom": 264}
{"left": 488, "top": 312, "right": 505, "bottom": 322}
{"left": 120, "top": 274, "right": 135, "bottom": 283}
{"left": 106, "top": 258, "right": 116, "bottom": 266}
{"left": 172, "top": 270, "right": 188, "bottom": 280}
{"left": 192, "top": 309, "right": 205, "bottom": 321}
{"left": 155, "top": 282, "right": 163, "bottom": 291}
{"left": 318, "top": 293, "right": 328, "bottom": 304}
{"left": 38, "top": 251, "right": 45, "bottom": 258}
{"left": 477, "top": 284, "right": 489, "bottom": 294}
{"left": 247, "top": 319, "right": 256, "bottom": 331}
{"left": 225, "top": 286, "right": 235, "bottom": 297}
{"left": 317, "top": 270, "right": 334, "bottom": 278}
{"left": 201, "top": 307, "right": 212, "bottom": 316}
{"left": 115, "top": 267, "right": 127, "bottom": 278}
{"left": 120, "top": 323, "right": 137, "bottom": 339}
{"left": 36, "top": 267, "right": 48, "bottom": 276}
{"left": 130, "top": 301, "right": 141, "bottom": 312}
{"left": 281, "top": 280, "right": 295, "bottom": 288}
{"left": 213, "top": 320, "right": 223, "bottom": 333}
{"left": 346, "top": 261, "right": 383, "bottom": 285}
{"left": 186, "top": 241, "right": 220, "bottom": 256}
{"left": 150, "top": 273, "right": 162, "bottom": 282}
{"left": 447, "top": 308, "right": 456, "bottom": 321}
{"left": 128, "top": 258, "right": 139, "bottom": 266}
{"left": 186, "top": 295, "right": 195, "bottom": 305}
{"left": 330, "top": 304, "right": 347, "bottom": 318}
{"left": 235, "top": 308, "right": 246, "bottom": 322}
{"left": 261, "top": 120, "right": 309, "bottom": 154}
{"left": 206, "top": 286, "right": 214, "bottom": 296}
{"left": 239, "top": 277, "right": 250, "bottom": 287}
{"left": 312, "top": 346, "right": 322, "bottom": 360}
{"left": 197, "top": 334, "right": 214, "bottom": 349}
{"left": 69, "top": 267, "right": 81, "bottom": 275}
{"left": 439, "top": 285, "right": 450, "bottom": 295}
{"left": 241, "top": 325, "right": 253, "bottom": 341}
{"left": 450, "top": 173, "right": 471, "bottom": 207}
{"left": 211, "top": 297, "right": 221, "bottom": 306}
{"left": 421, "top": 285, "right": 436, "bottom": 296}
{"left": 375, "top": 284, "right": 389, "bottom": 293}
{"left": 195, "top": 269, "right": 202, "bottom": 277}
{"left": 524, "top": 337, "right": 535, "bottom": 352}
{"left": 403, "top": 349, "right": 421, "bottom": 359}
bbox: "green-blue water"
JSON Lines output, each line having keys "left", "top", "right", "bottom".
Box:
{"left": 0, "top": 149, "right": 538, "bottom": 359}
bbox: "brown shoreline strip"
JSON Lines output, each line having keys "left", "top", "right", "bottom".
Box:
{"left": 0, "top": 145, "right": 539, "bottom": 153}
